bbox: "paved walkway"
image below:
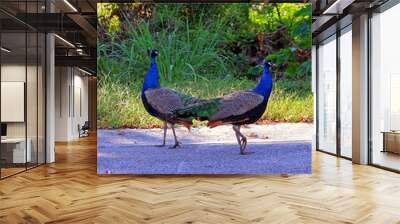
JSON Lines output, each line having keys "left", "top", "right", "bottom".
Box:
{"left": 97, "top": 123, "right": 313, "bottom": 174}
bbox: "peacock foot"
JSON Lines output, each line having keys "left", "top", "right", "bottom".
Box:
{"left": 169, "top": 142, "right": 181, "bottom": 149}
{"left": 240, "top": 151, "right": 254, "bottom": 155}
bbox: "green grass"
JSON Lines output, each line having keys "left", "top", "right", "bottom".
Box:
{"left": 97, "top": 4, "right": 313, "bottom": 128}
{"left": 97, "top": 77, "right": 313, "bottom": 128}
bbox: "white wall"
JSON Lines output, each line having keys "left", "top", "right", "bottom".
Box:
{"left": 1, "top": 64, "right": 26, "bottom": 138}
{"left": 55, "top": 66, "right": 70, "bottom": 141}
{"left": 72, "top": 72, "right": 89, "bottom": 138}
{"left": 1, "top": 64, "right": 41, "bottom": 138}
{"left": 1, "top": 63, "right": 46, "bottom": 164}
{"left": 54, "top": 67, "right": 89, "bottom": 141}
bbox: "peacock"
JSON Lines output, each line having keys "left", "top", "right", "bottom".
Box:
{"left": 141, "top": 49, "right": 204, "bottom": 148}
{"left": 174, "top": 60, "right": 274, "bottom": 155}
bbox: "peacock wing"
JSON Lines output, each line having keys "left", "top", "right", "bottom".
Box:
{"left": 210, "top": 91, "right": 264, "bottom": 121}
{"left": 175, "top": 92, "right": 205, "bottom": 106}
{"left": 144, "top": 88, "right": 184, "bottom": 114}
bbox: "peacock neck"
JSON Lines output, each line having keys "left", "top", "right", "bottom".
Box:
{"left": 142, "top": 58, "right": 160, "bottom": 92}
{"left": 252, "top": 64, "right": 273, "bottom": 99}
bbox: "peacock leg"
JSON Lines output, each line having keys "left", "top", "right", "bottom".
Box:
{"left": 169, "top": 124, "right": 181, "bottom": 149}
{"left": 155, "top": 122, "right": 167, "bottom": 147}
{"left": 233, "top": 125, "right": 243, "bottom": 152}
{"left": 240, "top": 137, "right": 248, "bottom": 154}
{"left": 233, "top": 125, "right": 249, "bottom": 155}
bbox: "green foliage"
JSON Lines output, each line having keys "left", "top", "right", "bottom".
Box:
{"left": 98, "top": 6, "right": 230, "bottom": 85}
{"left": 293, "top": 5, "right": 312, "bottom": 48}
{"left": 267, "top": 48, "right": 295, "bottom": 66}
{"left": 97, "top": 3, "right": 122, "bottom": 34}
{"left": 296, "top": 60, "right": 312, "bottom": 78}
{"left": 97, "top": 3, "right": 313, "bottom": 128}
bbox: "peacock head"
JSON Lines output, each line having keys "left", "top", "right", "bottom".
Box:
{"left": 263, "top": 60, "right": 274, "bottom": 68}
{"left": 147, "top": 49, "right": 159, "bottom": 58}
{"left": 256, "top": 54, "right": 274, "bottom": 68}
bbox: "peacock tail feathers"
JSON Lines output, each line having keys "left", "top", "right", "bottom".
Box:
{"left": 210, "top": 91, "right": 264, "bottom": 120}
{"left": 174, "top": 91, "right": 264, "bottom": 122}
{"left": 174, "top": 99, "right": 220, "bottom": 120}
{"left": 175, "top": 92, "right": 205, "bottom": 107}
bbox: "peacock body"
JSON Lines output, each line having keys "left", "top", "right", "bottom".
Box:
{"left": 141, "top": 49, "right": 203, "bottom": 148}
{"left": 174, "top": 61, "right": 274, "bottom": 154}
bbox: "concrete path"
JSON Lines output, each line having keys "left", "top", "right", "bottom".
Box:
{"left": 97, "top": 123, "right": 313, "bottom": 174}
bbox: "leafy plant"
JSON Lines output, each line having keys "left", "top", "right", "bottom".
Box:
{"left": 97, "top": 3, "right": 313, "bottom": 128}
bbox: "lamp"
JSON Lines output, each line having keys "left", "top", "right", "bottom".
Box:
{"left": 1, "top": 47, "right": 11, "bottom": 53}
{"left": 78, "top": 67, "right": 93, "bottom": 76}
{"left": 54, "top": 34, "right": 75, "bottom": 48}
{"left": 63, "top": 0, "right": 78, "bottom": 12}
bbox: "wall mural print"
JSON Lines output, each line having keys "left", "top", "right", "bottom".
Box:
{"left": 97, "top": 3, "right": 313, "bottom": 174}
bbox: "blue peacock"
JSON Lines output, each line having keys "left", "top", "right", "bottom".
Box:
{"left": 141, "top": 49, "right": 204, "bottom": 148}
{"left": 174, "top": 60, "right": 274, "bottom": 155}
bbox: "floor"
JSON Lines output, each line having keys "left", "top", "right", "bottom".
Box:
{"left": 1, "top": 163, "right": 44, "bottom": 179}
{"left": 1, "top": 135, "right": 400, "bottom": 223}
{"left": 372, "top": 150, "right": 400, "bottom": 171}
{"left": 0, "top": 167, "right": 25, "bottom": 178}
